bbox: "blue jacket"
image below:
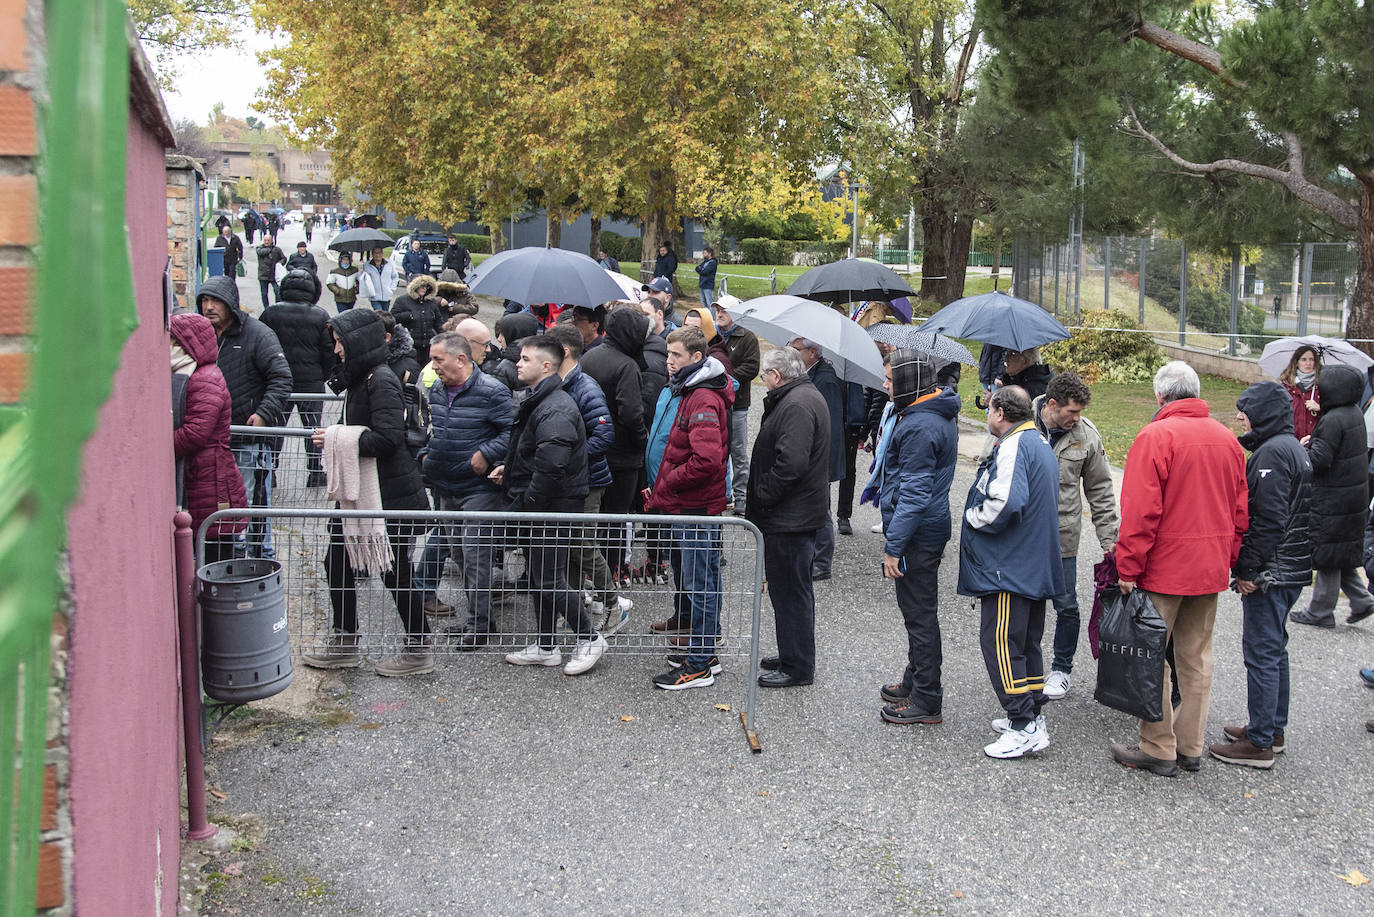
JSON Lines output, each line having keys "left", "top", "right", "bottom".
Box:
{"left": 957, "top": 420, "right": 1065, "bottom": 599}
{"left": 561, "top": 365, "right": 615, "bottom": 489}
{"left": 421, "top": 368, "right": 514, "bottom": 498}
{"left": 645, "top": 387, "right": 679, "bottom": 488}
{"left": 844, "top": 381, "right": 867, "bottom": 431}
{"left": 401, "top": 247, "right": 430, "bottom": 277}
{"left": 880, "top": 387, "right": 961, "bottom": 555}
{"left": 694, "top": 257, "right": 717, "bottom": 288}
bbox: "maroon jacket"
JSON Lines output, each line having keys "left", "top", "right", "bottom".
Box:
{"left": 647, "top": 356, "right": 735, "bottom": 515}
{"left": 171, "top": 313, "right": 248, "bottom": 539}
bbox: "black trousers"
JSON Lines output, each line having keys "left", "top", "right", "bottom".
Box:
{"left": 599, "top": 466, "right": 641, "bottom": 570}
{"left": 836, "top": 426, "right": 865, "bottom": 520}
{"left": 284, "top": 382, "right": 324, "bottom": 473}
{"left": 764, "top": 530, "right": 818, "bottom": 679}
{"left": 324, "top": 517, "right": 429, "bottom": 638}
{"left": 978, "top": 591, "right": 1046, "bottom": 728}
{"left": 516, "top": 498, "right": 592, "bottom": 647}
{"left": 894, "top": 541, "right": 945, "bottom": 711}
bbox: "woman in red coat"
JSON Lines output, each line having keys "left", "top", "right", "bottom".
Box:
{"left": 1279, "top": 345, "right": 1321, "bottom": 441}
{"left": 171, "top": 312, "right": 247, "bottom": 564}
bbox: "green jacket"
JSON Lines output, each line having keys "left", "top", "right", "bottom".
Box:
{"left": 1032, "top": 394, "right": 1119, "bottom": 558}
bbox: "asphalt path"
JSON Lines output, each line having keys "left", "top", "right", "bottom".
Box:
{"left": 195, "top": 230, "right": 1374, "bottom": 915}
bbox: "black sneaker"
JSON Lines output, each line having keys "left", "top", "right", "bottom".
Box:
{"left": 880, "top": 683, "right": 910, "bottom": 704}
{"left": 667, "top": 654, "right": 722, "bottom": 675}
{"left": 881, "top": 700, "right": 942, "bottom": 725}
{"left": 653, "top": 666, "right": 716, "bottom": 690}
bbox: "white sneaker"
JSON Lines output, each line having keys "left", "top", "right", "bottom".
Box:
{"left": 871, "top": 522, "right": 884, "bottom": 534}
{"left": 991, "top": 712, "right": 1046, "bottom": 736}
{"left": 984, "top": 718, "right": 1049, "bottom": 758}
{"left": 505, "top": 644, "right": 562, "bottom": 667}
{"left": 1043, "top": 670, "right": 1071, "bottom": 700}
{"left": 564, "top": 633, "right": 607, "bottom": 676}
{"left": 599, "top": 596, "right": 633, "bottom": 636}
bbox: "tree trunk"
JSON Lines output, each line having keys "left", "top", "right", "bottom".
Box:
{"left": 546, "top": 208, "right": 562, "bottom": 249}
{"left": 946, "top": 216, "right": 973, "bottom": 302}
{"left": 990, "top": 226, "right": 1004, "bottom": 290}
{"left": 486, "top": 222, "right": 506, "bottom": 254}
{"left": 918, "top": 200, "right": 952, "bottom": 304}
{"left": 641, "top": 169, "right": 676, "bottom": 282}
{"left": 589, "top": 215, "right": 602, "bottom": 260}
{"left": 1349, "top": 176, "right": 1374, "bottom": 355}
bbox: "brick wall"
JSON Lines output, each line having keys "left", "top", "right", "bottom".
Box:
{"left": 0, "top": 0, "right": 38, "bottom": 407}
{"left": 166, "top": 156, "right": 204, "bottom": 311}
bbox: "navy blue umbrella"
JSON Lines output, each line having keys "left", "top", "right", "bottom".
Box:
{"left": 468, "top": 246, "right": 626, "bottom": 308}
{"left": 919, "top": 290, "right": 1069, "bottom": 350}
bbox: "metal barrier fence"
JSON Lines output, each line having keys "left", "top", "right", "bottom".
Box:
{"left": 200, "top": 508, "right": 767, "bottom": 749}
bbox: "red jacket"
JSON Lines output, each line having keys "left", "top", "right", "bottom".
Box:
{"left": 1116, "top": 398, "right": 1248, "bottom": 595}
{"left": 647, "top": 362, "right": 735, "bottom": 515}
{"left": 171, "top": 313, "right": 248, "bottom": 539}
{"left": 1284, "top": 381, "right": 1320, "bottom": 441}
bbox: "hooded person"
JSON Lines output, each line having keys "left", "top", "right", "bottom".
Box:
{"left": 302, "top": 308, "right": 434, "bottom": 677}
{"left": 436, "top": 271, "right": 479, "bottom": 321}
{"left": 491, "top": 311, "right": 542, "bottom": 391}
{"left": 1209, "top": 380, "right": 1313, "bottom": 769}
{"left": 680, "top": 306, "right": 734, "bottom": 377}
{"left": 874, "top": 350, "right": 962, "bottom": 724}
{"left": 390, "top": 274, "right": 443, "bottom": 366}
{"left": 376, "top": 311, "right": 420, "bottom": 384}
{"left": 261, "top": 268, "right": 337, "bottom": 485}
{"left": 170, "top": 312, "right": 247, "bottom": 564}
{"left": 581, "top": 307, "right": 650, "bottom": 538}
{"left": 326, "top": 251, "right": 361, "bottom": 310}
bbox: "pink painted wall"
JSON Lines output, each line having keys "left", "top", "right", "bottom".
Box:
{"left": 64, "top": 112, "right": 180, "bottom": 915}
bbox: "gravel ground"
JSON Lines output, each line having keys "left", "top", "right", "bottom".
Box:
{"left": 191, "top": 229, "right": 1374, "bottom": 915}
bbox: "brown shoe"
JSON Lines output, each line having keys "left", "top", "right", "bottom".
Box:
{"left": 1110, "top": 742, "right": 1179, "bottom": 777}
{"left": 667, "top": 633, "right": 720, "bottom": 648}
{"left": 1223, "top": 724, "right": 1285, "bottom": 753}
{"left": 424, "top": 596, "right": 456, "bottom": 616}
{"left": 650, "top": 618, "right": 690, "bottom": 635}
{"left": 1209, "top": 736, "right": 1275, "bottom": 769}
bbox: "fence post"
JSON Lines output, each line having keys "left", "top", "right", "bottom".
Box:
{"left": 1052, "top": 244, "right": 1060, "bottom": 316}
{"left": 769, "top": 268, "right": 777, "bottom": 294}
{"left": 1138, "top": 238, "right": 1147, "bottom": 326}
{"left": 1298, "top": 242, "right": 1313, "bottom": 336}
{"left": 1228, "top": 248, "right": 1240, "bottom": 356}
{"left": 1103, "top": 237, "right": 1112, "bottom": 312}
{"left": 1179, "top": 241, "right": 1188, "bottom": 347}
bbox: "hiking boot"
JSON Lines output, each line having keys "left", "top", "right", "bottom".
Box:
{"left": 505, "top": 644, "right": 561, "bottom": 667}
{"left": 374, "top": 642, "right": 435, "bottom": 677}
{"left": 424, "top": 595, "right": 456, "bottom": 616}
{"left": 1111, "top": 742, "right": 1179, "bottom": 777}
{"left": 1223, "top": 724, "right": 1285, "bottom": 753}
{"left": 1177, "top": 755, "right": 1202, "bottom": 772}
{"left": 454, "top": 630, "right": 489, "bottom": 651}
{"left": 837, "top": 517, "right": 853, "bottom": 536}
{"left": 650, "top": 616, "right": 691, "bottom": 635}
{"left": 667, "top": 654, "right": 722, "bottom": 675}
{"left": 653, "top": 665, "right": 716, "bottom": 690}
{"left": 985, "top": 719, "right": 1048, "bottom": 758}
{"left": 1043, "top": 670, "right": 1071, "bottom": 700}
{"left": 1209, "top": 736, "right": 1276, "bottom": 769}
{"left": 594, "top": 596, "right": 634, "bottom": 636}
{"left": 564, "top": 633, "right": 607, "bottom": 676}
{"left": 881, "top": 700, "right": 942, "bottom": 725}
{"left": 1289, "top": 607, "right": 1336, "bottom": 629}
{"left": 300, "top": 631, "right": 362, "bottom": 669}
{"left": 880, "top": 683, "right": 909, "bottom": 704}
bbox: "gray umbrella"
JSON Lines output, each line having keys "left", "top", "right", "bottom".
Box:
{"left": 467, "top": 246, "right": 626, "bottom": 308}
{"left": 866, "top": 324, "right": 975, "bottom": 365}
{"left": 327, "top": 227, "right": 396, "bottom": 254}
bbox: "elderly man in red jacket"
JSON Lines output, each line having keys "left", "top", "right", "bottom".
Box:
{"left": 1112, "top": 361, "right": 1249, "bottom": 777}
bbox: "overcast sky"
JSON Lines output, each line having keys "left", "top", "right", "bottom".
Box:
{"left": 156, "top": 31, "right": 276, "bottom": 124}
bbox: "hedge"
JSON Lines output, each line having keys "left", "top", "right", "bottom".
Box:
{"left": 598, "top": 230, "right": 642, "bottom": 265}
{"left": 739, "top": 238, "right": 848, "bottom": 265}
{"left": 453, "top": 232, "right": 490, "bottom": 254}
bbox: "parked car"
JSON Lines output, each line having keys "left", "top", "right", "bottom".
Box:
{"left": 389, "top": 232, "right": 447, "bottom": 277}
{"left": 285, "top": 209, "right": 304, "bottom": 224}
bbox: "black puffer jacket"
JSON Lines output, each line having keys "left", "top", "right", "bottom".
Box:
{"left": 999, "top": 362, "right": 1053, "bottom": 401}
{"left": 1307, "top": 365, "right": 1369, "bottom": 569}
{"left": 326, "top": 309, "right": 428, "bottom": 512}
{"left": 491, "top": 312, "right": 542, "bottom": 391}
{"left": 641, "top": 331, "right": 669, "bottom": 422}
{"left": 581, "top": 308, "right": 648, "bottom": 470}
{"left": 503, "top": 373, "right": 588, "bottom": 511}
{"left": 746, "top": 377, "right": 831, "bottom": 534}
{"left": 1235, "top": 381, "right": 1313, "bottom": 586}
{"left": 196, "top": 275, "right": 292, "bottom": 431}
{"left": 390, "top": 275, "right": 442, "bottom": 362}
{"left": 286, "top": 250, "right": 318, "bottom": 275}
{"left": 260, "top": 270, "right": 335, "bottom": 389}
{"left": 386, "top": 324, "right": 420, "bottom": 385}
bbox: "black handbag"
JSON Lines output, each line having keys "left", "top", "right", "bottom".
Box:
{"left": 1094, "top": 586, "right": 1168, "bottom": 722}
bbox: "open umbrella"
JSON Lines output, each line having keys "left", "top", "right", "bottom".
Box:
{"left": 467, "top": 246, "right": 627, "bottom": 309}
{"left": 728, "top": 294, "right": 885, "bottom": 388}
{"left": 327, "top": 227, "right": 396, "bottom": 254}
{"left": 920, "top": 290, "right": 1070, "bottom": 350}
{"left": 1258, "top": 334, "right": 1373, "bottom": 379}
{"left": 866, "top": 325, "right": 975, "bottom": 365}
{"left": 604, "top": 269, "right": 646, "bottom": 302}
{"left": 786, "top": 257, "right": 916, "bottom": 305}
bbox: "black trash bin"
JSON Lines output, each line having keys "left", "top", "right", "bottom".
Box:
{"left": 197, "top": 558, "right": 292, "bottom": 703}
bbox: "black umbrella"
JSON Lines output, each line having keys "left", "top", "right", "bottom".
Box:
{"left": 327, "top": 227, "right": 396, "bottom": 254}
{"left": 786, "top": 258, "right": 916, "bottom": 304}
{"left": 468, "top": 246, "right": 626, "bottom": 308}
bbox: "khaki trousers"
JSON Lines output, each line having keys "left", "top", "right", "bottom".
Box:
{"left": 1138, "top": 592, "right": 1219, "bottom": 759}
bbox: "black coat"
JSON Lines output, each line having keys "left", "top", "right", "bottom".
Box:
{"left": 390, "top": 277, "right": 442, "bottom": 360}
{"left": 286, "top": 251, "right": 318, "bottom": 275}
{"left": 746, "top": 378, "right": 832, "bottom": 534}
{"left": 581, "top": 308, "right": 648, "bottom": 470}
{"left": 503, "top": 373, "right": 588, "bottom": 511}
{"left": 442, "top": 243, "right": 471, "bottom": 277}
{"left": 1306, "top": 365, "right": 1369, "bottom": 569}
{"left": 999, "top": 362, "right": 1053, "bottom": 401}
{"left": 491, "top": 311, "right": 543, "bottom": 392}
{"left": 653, "top": 249, "right": 678, "bottom": 280}
{"left": 326, "top": 308, "right": 428, "bottom": 512}
{"left": 260, "top": 299, "right": 336, "bottom": 390}
{"left": 1235, "top": 381, "right": 1313, "bottom": 586}
{"left": 720, "top": 326, "right": 761, "bottom": 409}
{"left": 808, "top": 357, "right": 845, "bottom": 481}
{"left": 256, "top": 244, "right": 286, "bottom": 282}
{"left": 641, "top": 332, "right": 669, "bottom": 422}
{"left": 215, "top": 233, "right": 243, "bottom": 268}
{"left": 385, "top": 325, "right": 421, "bottom": 385}
{"left": 195, "top": 275, "right": 293, "bottom": 430}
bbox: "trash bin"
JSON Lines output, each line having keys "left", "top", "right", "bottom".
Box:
{"left": 206, "top": 246, "right": 225, "bottom": 277}
{"left": 197, "top": 558, "right": 292, "bottom": 703}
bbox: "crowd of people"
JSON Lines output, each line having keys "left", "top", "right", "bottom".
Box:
{"left": 176, "top": 229, "right": 1374, "bottom": 763}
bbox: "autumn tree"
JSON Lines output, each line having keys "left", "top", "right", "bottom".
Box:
{"left": 235, "top": 155, "right": 280, "bottom": 205}
{"left": 130, "top": 0, "right": 247, "bottom": 81}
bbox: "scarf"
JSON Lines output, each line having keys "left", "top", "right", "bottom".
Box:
{"left": 171, "top": 341, "right": 197, "bottom": 376}
{"left": 1295, "top": 370, "right": 1316, "bottom": 390}
{"left": 323, "top": 425, "right": 393, "bottom": 575}
{"left": 860, "top": 401, "right": 897, "bottom": 507}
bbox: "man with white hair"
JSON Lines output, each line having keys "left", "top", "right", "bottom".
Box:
{"left": 1111, "top": 360, "right": 1248, "bottom": 777}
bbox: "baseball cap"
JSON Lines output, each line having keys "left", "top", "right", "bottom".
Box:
{"left": 711, "top": 294, "right": 743, "bottom": 312}
{"left": 641, "top": 277, "right": 673, "bottom": 294}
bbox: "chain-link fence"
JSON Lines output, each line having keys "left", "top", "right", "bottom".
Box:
{"left": 1013, "top": 232, "right": 1359, "bottom": 354}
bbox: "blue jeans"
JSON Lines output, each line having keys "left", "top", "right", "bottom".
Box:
{"left": 1242, "top": 583, "right": 1300, "bottom": 748}
{"left": 1049, "top": 555, "right": 1079, "bottom": 673}
{"left": 233, "top": 440, "right": 275, "bottom": 559}
{"left": 258, "top": 280, "right": 278, "bottom": 309}
{"left": 371, "top": 299, "right": 390, "bottom": 311}
{"left": 699, "top": 284, "right": 714, "bottom": 310}
{"left": 669, "top": 521, "right": 722, "bottom": 670}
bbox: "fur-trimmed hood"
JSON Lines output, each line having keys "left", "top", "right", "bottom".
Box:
{"left": 406, "top": 274, "right": 437, "bottom": 300}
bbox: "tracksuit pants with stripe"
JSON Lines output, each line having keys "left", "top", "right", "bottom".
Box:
{"left": 979, "top": 591, "right": 1046, "bottom": 729}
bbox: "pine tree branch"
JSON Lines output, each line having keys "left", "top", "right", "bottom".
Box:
{"left": 1130, "top": 19, "right": 1239, "bottom": 87}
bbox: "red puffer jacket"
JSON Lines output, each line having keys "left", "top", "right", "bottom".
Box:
{"left": 647, "top": 360, "right": 735, "bottom": 515}
{"left": 1115, "top": 398, "right": 1248, "bottom": 595}
{"left": 171, "top": 313, "right": 248, "bottom": 539}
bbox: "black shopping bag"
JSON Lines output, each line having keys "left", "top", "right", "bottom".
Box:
{"left": 1094, "top": 587, "right": 1167, "bottom": 722}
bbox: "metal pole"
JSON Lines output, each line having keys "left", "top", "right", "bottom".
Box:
{"left": 1298, "top": 242, "right": 1313, "bottom": 335}
{"left": 1104, "top": 236, "right": 1112, "bottom": 312}
{"left": 851, "top": 182, "right": 860, "bottom": 257}
{"left": 1138, "top": 238, "right": 1147, "bottom": 326}
{"left": 1053, "top": 244, "right": 1060, "bottom": 316}
{"left": 1179, "top": 241, "right": 1189, "bottom": 347}
{"left": 1228, "top": 247, "right": 1240, "bottom": 356}
{"left": 1038, "top": 238, "right": 1045, "bottom": 305}
{"left": 174, "top": 512, "right": 216, "bottom": 841}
